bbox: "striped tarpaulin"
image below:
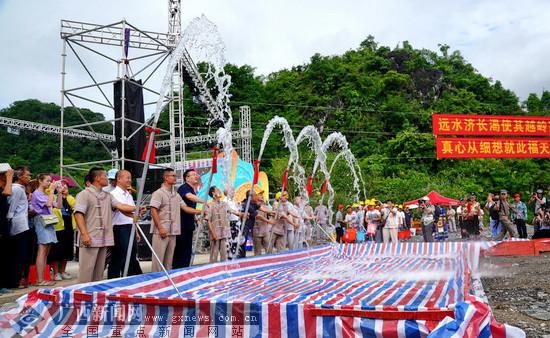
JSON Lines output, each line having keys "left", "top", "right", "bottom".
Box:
{"left": 0, "top": 242, "right": 525, "bottom": 337}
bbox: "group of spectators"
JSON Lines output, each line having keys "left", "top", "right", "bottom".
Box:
{"left": 2, "top": 162, "right": 549, "bottom": 292}
{"left": 0, "top": 164, "right": 336, "bottom": 292}
{"left": 0, "top": 166, "right": 78, "bottom": 291}
{"left": 0, "top": 165, "right": 219, "bottom": 291}
{"left": 334, "top": 200, "right": 413, "bottom": 244}
{"left": 330, "top": 188, "right": 550, "bottom": 245}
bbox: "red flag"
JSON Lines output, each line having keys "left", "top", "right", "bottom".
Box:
{"left": 252, "top": 160, "right": 260, "bottom": 185}
{"left": 211, "top": 147, "right": 220, "bottom": 174}
{"left": 306, "top": 176, "right": 313, "bottom": 196}
{"left": 320, "top": 179, "right": 328, "bottom": 194}
{"left": 141, "top": 127, "right": 160, "bottom": 164}
{"left": 281, "top": 168, "right": 289, "bottom": 191}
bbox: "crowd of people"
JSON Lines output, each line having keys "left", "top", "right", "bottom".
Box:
{"left": 0, "top": 165, "right": 332, "bottom": 292}
{"left": 331, "top": 189, "right": 550, "bottom": 245}
{"left": 1, "top": 163, "right": 549, "bottom": 292}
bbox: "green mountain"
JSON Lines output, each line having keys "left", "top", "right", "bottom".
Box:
{"left": 1, "top": 37, "right": 549, "bottom": 203}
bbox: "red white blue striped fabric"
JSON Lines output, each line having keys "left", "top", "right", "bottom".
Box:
{"left": 0, "top": 242, "right": 525, "bottom": 337}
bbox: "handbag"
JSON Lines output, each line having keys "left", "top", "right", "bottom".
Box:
{"left": 38, "top": 214, "right": 59, "bottom": 227}
{"left": 422, "top": 214, "right": 434, "bottom": 226}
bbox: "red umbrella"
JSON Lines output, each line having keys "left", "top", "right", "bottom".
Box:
{"left": 51, "top": 175, "right": 78, "bottom": 188}
{"left": 403, "top": 191, "right": 461, "bottom": 207}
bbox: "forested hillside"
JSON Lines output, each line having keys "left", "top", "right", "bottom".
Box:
{"left": 1, "top": 36, "right": 549, "bottom": 202}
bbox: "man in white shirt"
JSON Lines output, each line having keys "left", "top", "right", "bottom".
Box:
{"left": 108, "top": 170, "right": 142, "bottom": 279}
{"left": 383, "top": 200, "right": 399, "bottom": 243}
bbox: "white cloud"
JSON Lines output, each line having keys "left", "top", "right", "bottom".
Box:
{"left": 1, "top": 0, "right": 549, "bottom": 112}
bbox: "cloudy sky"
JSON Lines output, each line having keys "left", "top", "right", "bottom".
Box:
{"left": 1, "top": 0, "right": 549, "bottom": 114}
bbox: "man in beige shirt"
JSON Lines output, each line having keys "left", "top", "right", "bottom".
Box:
{"left": 150, "top": 168, "right": 199, "bottom": 272}
{"left": 74, "top": 167, "right": 138, "bottom": 283}
{"left": 204, "top": 186, "right": 240, "bottom": 262}
{"left": 253, "top": 197, "right": 276, "bottom": 256}
{"left": 268, "top": 192, "right": 297, "bottom": 253}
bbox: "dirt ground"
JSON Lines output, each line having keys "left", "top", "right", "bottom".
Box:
{"left": 482, "top": 253, "right": 550, "bottom": 338}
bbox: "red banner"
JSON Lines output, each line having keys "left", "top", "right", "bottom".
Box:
{"left": 141, "top": 127, "right": 161, "bottom": 164}
{"left": 210, "top": 147, "right": 219, "bottom": 174}
{"left": 281, "top": 168, "right": 289, "bottom": 191}
{"left": 306, "top": 176, "right": 313, "bottom": 196}
{"left": 436, "top": 138, "right": 550, "bottom": 158}
{"left": 432, "top": 114, "right": 550, "bottom": 136}
{"left": 252, "top": 160, "right": 260, "bottom": 185}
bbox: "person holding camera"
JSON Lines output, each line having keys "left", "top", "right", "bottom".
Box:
{"left": 31, "top": 174, "right": 62, "bottom": 286}
{"left": 530, "top": 189, "right": 547, "bottom": 213}
{"left": 494, "top": 190, "right": 519, "bottom": 240}
{"left": 529, "top": 189, "right": 547, "bottom": 233}
{"left": 418, "top": 197, "right": 435, "bottom": 242}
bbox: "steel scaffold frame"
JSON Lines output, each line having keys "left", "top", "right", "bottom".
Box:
{"left": 57, "top": 15, "right": 253, "bottom": 180}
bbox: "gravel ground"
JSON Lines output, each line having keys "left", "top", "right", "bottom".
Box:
{"left": 482, "top": 254, "right": 550, "bottom": 338}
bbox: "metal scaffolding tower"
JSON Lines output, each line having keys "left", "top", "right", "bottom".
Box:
{"left": 56, "top": 0, "right": 252, "bottom": 180}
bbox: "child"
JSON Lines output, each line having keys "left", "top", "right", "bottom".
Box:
{"left": 205, "top": 187, "right": 231, "bottom": 263}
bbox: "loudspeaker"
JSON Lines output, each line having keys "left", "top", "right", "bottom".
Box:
{"left": 143, "top": 168, "right": 165, "bottom": 194}
{"left": 114, "top": 79, "right": 146, "bottom": 177}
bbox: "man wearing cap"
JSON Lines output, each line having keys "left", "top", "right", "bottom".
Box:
{"left": 512, "top": 193, "right": 528, "bottom": 239}
{"left": 314, "top": 199, "right": 329, "bottom": 241}
{"left": 344, "top": 205, "right": 357, "bottom": 229}
{"left": 494, "top": 190, "right": 519, "bottom": 240}
{"left": 103, "top": 168, "right": 118, "bottom": 193}
{"left": 418, "top": 197, "right": 435, "bottom": 242}
{"left": 150, "top": 168, "right": 201, "bottom": 271}
{"left": 238, "top": 189, "right": 275, "bottom": 258}
{"left": 530, "top": 189, "right": 546, "bottom": 213}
